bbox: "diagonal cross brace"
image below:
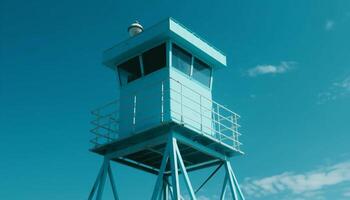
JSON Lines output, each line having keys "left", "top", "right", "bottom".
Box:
{"left": 88, "top": 158, "right": 120, "bottom": 200}
{"left": 221, "top": 161, "right": 245, "bottom": 200}
{"left": 151, "top": 135, "right": 198, "bottom": 200}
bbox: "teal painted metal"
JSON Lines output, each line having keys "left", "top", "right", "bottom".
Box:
{"left": 225, "top": 161, "right": 239, "bottom": 200}
{"left": 88, "top": 18, "right": 245, "bottom": 200}
{"left": 90, "top": 77, "right": 243, "bottom": 153}
{"left": 151, "top": 138, "right": 170, "bottom": 200}
{"left": 175, "top": 141, "right": 196, "bottom": 200}
{"left": 103, "top": 18, "right": 226, "bottom": 70}
{"left": 89, "top": 159, "right": 119, "bottom": 200}
{"left": 108, "top": 164, "right": 120, "bottom": 200}
{"left": 220, "top": 173, "right": 228, "bottom": 200}
{"left": 169, "top": 137, "right": 180, "bottom": 200}
{"left": 96, "top": 159, "right": 109, "bottom": 200}
{"left": 89, "top": 134, "right": 245, "bottom": 200}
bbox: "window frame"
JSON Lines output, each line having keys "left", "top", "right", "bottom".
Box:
{"left": 117, "top": 55, "right": 142, "bottom": 86}
{"left": 170, "top": 42, "right": 213, "bottom": 89}
{"left": 141, "top": 43, "right": 167, "bottom": 75}
{"left": 192, "top": 57, "right": 212, "bottom": 87}
{"left": 171, "top": 43, "right": 192, "bottom": 76}
{"left": 116, "top": 42, "right": 168, "bottom": 87}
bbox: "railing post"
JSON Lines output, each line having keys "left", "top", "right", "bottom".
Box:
{"left": 230, "top": 115, "right": 235, "bottom": 148}
{"left": 180, "top": 83, "right": 183, "bottom": 123}
{"left": 108, "top": 116, "right": 112, "bottom": 143}
{"left": 217, "top": 104, "right": 221, "bottom": 141}
{"left": 96, "top": 109, "right": 101, "bottom": 147}
{"left": 133, "top": 95, "right": 137, "bottom": 132}
{"left": 161, "top": 81, "right": 164, "bottom": 123}
{"left": 200, "top": 95, "right": 202, "bottom": 133}
{"left": 235, "top": 114, "right": 239, "bottom": 150}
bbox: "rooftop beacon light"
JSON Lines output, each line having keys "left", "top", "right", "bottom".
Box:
{"left": 88, "top": 18, "right": 245, "bottom": 200}
{"left": 128, "top": 20, "right": 143, "bottom": 37}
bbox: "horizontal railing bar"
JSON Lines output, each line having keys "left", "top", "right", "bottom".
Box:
{"left": 91, "top": 100, "right": 119, "bottom": 114}
{"left": 93, "top": 90, "right": 238, "bottom": 126}
{"left": 91, "top": 131, "right": 116, "bottom": 141}
{"left": 171, "top": 114, "right": 241, "bottom": 148}
{"left": 170, "top": 77, "right": 240, "bottom": 117}
{"left": 90, "top": 120, "right": 119, "bottom": 128}
{"left": 93, "top": 79, "right": 240, "bottom": 119}
{"left": 91, "top": 118, "right": 119, "bottom": 126}
{"left": 171, "top": 110, "right": 241, "bottom": 140}
{"left": 140, "top": 109, "right": 171, "bottom": 121}
{"left": 91, "top": 80, "right": 170, "bottom": 113}
{"left": 92, "top": 111, "right": 119, "bottom": 119}
{"left": 169, "top": 93, "right": 238, "bottom": 125}
{"left": 170, "top": 85, "right": 234, "bottom": 116}
{"left": 90, "top": 125, "right": 118, "bottom": 134}
{"left": 91, "top": 111, "right": 242, "bottom": 148}
{"left": 170, "top": 98, "right": 239, "bottom": 135}
{"left": 90, "top": 77, "right": 242, "bottom": 150}
{"left": 170, "top": 109, "right": 242, "bottom": 145}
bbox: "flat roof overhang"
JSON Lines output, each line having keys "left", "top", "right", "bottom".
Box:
{"left": 103, "top": 18, "right": 227, "bottom": 70}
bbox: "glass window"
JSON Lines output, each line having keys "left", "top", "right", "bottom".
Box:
{"left": 192, "top": 58, "right": 211, "bottom": 87}
{"left": 142, "top": 44, "right": 166, "bottom": 75}
{"left": 172, "top": 44, "right": 191, "bottom": 75}
{"left": 117, "top": 56, "right": 142, "bottom": 85}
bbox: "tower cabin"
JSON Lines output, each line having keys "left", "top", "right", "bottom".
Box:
{"left": 90, "top": 18, "right": 243, "bottom": 175}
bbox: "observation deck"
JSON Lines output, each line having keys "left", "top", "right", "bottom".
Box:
{"left": 89, "top": 77, "right": 243, "bottom": 174}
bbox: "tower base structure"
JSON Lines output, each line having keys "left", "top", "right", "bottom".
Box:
{"left": 88, "top": 132, "right": 245, "bottom": 200}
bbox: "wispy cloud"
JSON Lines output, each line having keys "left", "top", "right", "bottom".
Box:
{"left": 325, "top": 19, "right": 335, "bottom": 31}
{"left": 324, "top": 12, "right": 350, "bottom": 32}
{"left": 242, "top": 161, "right": 350, "bottom": 199}
{"left": 333, "top": 76, "right": 350, "bottom": 91}
{"left": 318, "top": 75, "right": 350, "bottom": 104}
{"left": 183, "top": 194, "right": 213, "bottom": 200}
{"left": 247, "top": 61, "right": 296, "bottom": 77}
{"left": 344, "top": 188, "right": 350, "bottom": 197}
{"left": 197, "top": 195, "right": 210, "bottom": 200}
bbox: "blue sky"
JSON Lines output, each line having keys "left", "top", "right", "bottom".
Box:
{"left": 1, "top": 0, "right": 350, "bottom": 199}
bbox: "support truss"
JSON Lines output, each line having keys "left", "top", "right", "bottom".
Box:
{"left": 88, "top": 135, "right": 245, "bottom": 200}
{"left": 219, "top": 162, "right": 245, "bottom": 200}
{"left": 150, "top": 136, "right": 245, "bottom": 200}
{"left": 88, "top": 158, "right": 120, "bottom": 200}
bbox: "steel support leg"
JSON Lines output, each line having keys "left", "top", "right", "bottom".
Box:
{"left": 151, "top": 136, "right": 199, "bottom": 200}
{"left": 88, "top": 162, "right": 104, "bottom": 200}
{"left": 169, "top": 137, "right": 180, "bottom": 200}
{"left": 90, "top": 136, "right": 244, "bottom": 200}
{"left": 108, "top": 164, "right": 120, "bottom": 200}
{"left": 151, "top": 140, "right": 170, "bottom": 200}
{"left": 224, "top": 161, "right": 245, "bottom": 200}
{"left": 165, "top": 178, "right": 175, "bottom": 200}
{"left": 96, "top": 159, "right": 109, "bottom": 200}
{"left": 175, "top": 141, "right": 197, "bottom": 200}
{"left": 162, "top": 176, "right": 169, "bottom": 200}
{"left": 88, "top": 158, "right": 120, "bottom": 200}
{"left": 227, "top": 162, "right": 245, "bottom": 200}
{"left": 220, "top": 173, "right": 228, "bottom": 200}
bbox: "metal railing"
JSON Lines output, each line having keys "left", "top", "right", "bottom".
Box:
{"left": 90, "top": 100, "right": 119, "bottom": 146}
{"left": 90, "top": 78, "right": 242, "bottom": 151}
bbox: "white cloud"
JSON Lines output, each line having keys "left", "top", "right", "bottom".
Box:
{"left": 249, "top": 94, "right": 256, "bottom": 99}
{"left": 197, "top": 195, "right": 210, "bottom": 200}
{"left": 183, "top": 194, "right": 212, "bottom": 200}
{"left": 333, "top": 76, "right": 350, "bottom": 91}
{"left": 242, "top": 161, "right": 350, "bottom": 199}
{"left": 325, "top": 20, "right": 335, "bottom": 31}
{"left": 344, "top": 188, "right": 350, "bottom": 197}
{"left": 318, "top": 75, "right": 350, "bottom": 104}
{"left": 247, "top": 61, "right": 295, "bottom": 77}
